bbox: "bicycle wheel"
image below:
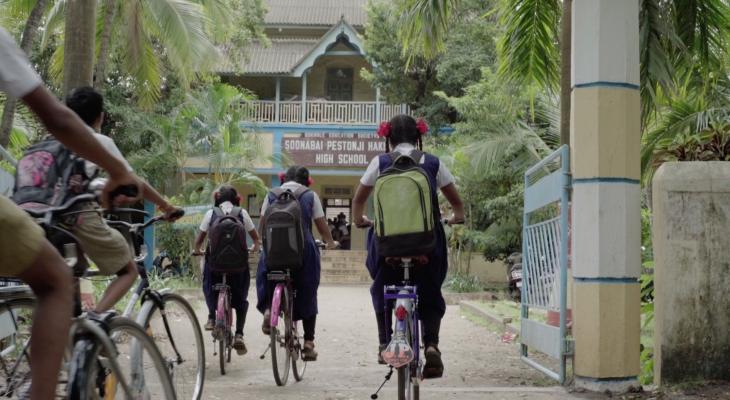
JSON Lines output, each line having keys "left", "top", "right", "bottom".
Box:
{"left": 396, "top": 315, "right": 414, "bottom": 400}
{"left": 0, "top": 298, "right": 34, "bottom": 398}
{"left": 69, "top": 316, "right": 176, "bottom": 400}
{"left": 291, "top": 320, "right": 306, "bottom": 382}
{"left": 138, "top": 292, "right": 205, "bottom": 400}
{"left": 216, "top": 290, "right": 229, "bottom": 376}
{"left": 270, "top": 285, "right": 290, "bottom": 386}
{"left": 219, "top": 334, "right": 226, "bottom": 375}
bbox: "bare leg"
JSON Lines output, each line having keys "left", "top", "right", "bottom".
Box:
{"left": 18, "top": 242, "right": 74, "bottom": 400}
{"left": 94, "top": 261, "right": 138, "bottom": 313}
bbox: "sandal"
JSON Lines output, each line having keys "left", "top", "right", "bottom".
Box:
{"left": 422, "top": 345, "right": 444, "bottom": 379}
{"left": 204, "top": 319, "right": 214, "bottom": 331}
{"left": 233, "top": 334, "right": 247, "bottom": 355}
{"left": 302, "top": 340, "right": 318, "bottom": 362}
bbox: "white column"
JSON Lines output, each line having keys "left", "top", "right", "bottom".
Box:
{"left": 301, "top": 72, "right": 308, "bottom": 123}
{"left": 571, "top": 0, "right": 641, "bottom": 393}
{"left": 375, "top": 87, "right": 381, "bottom": 123}
{"left": 275, "top": 77, "right": 281, "bottom": 123}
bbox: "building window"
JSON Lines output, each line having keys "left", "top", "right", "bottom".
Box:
{"left": 326, "top": 68, "right": 353, "bottom": 101}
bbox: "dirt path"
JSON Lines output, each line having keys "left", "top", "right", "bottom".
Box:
{"left": 181, "top": 284, "right": 581, "bottom": 399}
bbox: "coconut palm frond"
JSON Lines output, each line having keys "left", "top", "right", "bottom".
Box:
{"left": 497, "top": 0, "right": 560, "bottom": 91}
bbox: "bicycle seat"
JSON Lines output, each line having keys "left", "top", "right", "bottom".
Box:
{"left": 21, "top": 194, "right": 97, "bottom": 218}
{"left": 385, "top": 256, "right": 429, "bottom": 266}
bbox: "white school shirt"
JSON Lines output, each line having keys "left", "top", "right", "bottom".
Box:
{"left": 85, "top": 133, "right": 134, "bottom": 177}
{"left": 359, "top": 143, "right": 455, "bottom": 188}
{"left": 259, "top": 181, "right": 325, "bottom": 220}
{"left": 0, "top": 27, "right": 42, "bottom": 98}
{"left": 199, "top": 201, "right": 256, "bottom": 232}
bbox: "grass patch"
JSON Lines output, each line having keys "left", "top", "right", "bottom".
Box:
{"left": 443, "top": 272, "right": 484, "bottom": 293}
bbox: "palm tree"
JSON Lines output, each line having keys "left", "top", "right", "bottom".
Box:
{"left": 62, "top": 0, "right": 96, "bottom": 94}
{"left": 179, "top": 83, "right": 268, "bottom": 202}
{"left": 41, "top": 0, "right": 218, "bottom": 105}
{"left": 0, "top": 0, "right": 51, "bottom": 147}
{"left": 398, "top": 0, "right": 730, "bottom": 144}
{"left": 0, "top": 0, "right": 225, "bottom": 146}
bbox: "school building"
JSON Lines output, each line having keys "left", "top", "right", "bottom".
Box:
{"left": 184, "top": 0, "right": 412, "bottom": 250}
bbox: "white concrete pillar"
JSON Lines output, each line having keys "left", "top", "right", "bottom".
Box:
{"left": 571, "top": 0, "right": 641, "bottom": 392}
{"left": 301, "top": 72, "right": 308, "bottom": 123}
{"left": 375, "top": 87, "right": 381, "bottom": 123}
{"left": 275, "top": 77, "right": 281, "bottom": 122}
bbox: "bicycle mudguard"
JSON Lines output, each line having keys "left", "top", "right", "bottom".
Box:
{"left": 382, "top": 334, "right": 414, "bottom": 368}
{"left": 67, "top": 339, "right": 99, "bottom": 400}
{"left": 270, "top": 284, "right": 285, "bottom": 327}
{"left": 216, "top": 290, "right": 227, "bottom": 324}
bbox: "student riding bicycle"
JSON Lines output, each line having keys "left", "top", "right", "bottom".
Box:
{"left": 194, "top": 184, "right": 260, "bottom": 355}
{"left": 52, "top": 87, "right": 180, "bottom": 313}
{"left": 0, "top": 26, "right": 143, "bottom": 400}
{"left": 352, "top": 114, "right": 465, "bottom": 379}
{"left": 256, "top": 166, "right": 338, "bottom": 361}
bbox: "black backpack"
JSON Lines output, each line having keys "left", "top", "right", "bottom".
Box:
{"left": 12, "top": 138, "right": 87, "bottom": 207}
{"left": 262, "top": 187, "right": 309, "bottom": 270}
{"left": 207, "top": 207, "right": 249, "bottom": 273}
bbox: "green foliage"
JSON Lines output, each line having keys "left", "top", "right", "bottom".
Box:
{"left": 437, "top": 69, "right": 558, "bottom": 261}
{"left": 497, "top": 0, "right": 560, "bottom": 91}
{"left": 396, "top": 0, "right": 460, "bottom": 62}
{"left": 363, "top": 0, "right": 497, "bottom": 129}
{"left": 443, "top": 272, "right": 483, "bottom": 293}
{"left": 156, "top": 223, "right": 198, "bottom": 278}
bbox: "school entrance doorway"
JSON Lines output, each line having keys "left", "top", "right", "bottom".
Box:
{"left": 325, "top": 197, "right": 352, "bottom": 250}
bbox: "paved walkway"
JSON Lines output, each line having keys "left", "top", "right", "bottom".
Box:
{"left": 182, "top": 284, "right": 590, "bottom": 399}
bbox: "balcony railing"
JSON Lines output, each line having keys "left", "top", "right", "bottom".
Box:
{"left": 242, "top": 101, "right": 412, "bottom": 125}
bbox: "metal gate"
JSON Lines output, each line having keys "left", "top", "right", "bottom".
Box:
{"left": 520, "top": 145, "right": 572, "bottom": 384}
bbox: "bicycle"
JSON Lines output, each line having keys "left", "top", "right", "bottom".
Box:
{"left": 106, "top": 211, "right": 205, "bottom": 400}
{"left": 262, "top": 240, "right": 327, "bottom": 386}
{"left": 191, "top": 251, "right": 238, "bottom": 376}
{"left": 366, "top": 219, "right": 462, "bottom": 400}
{"left": 22, "top": 193, "right": 177, "bottom": 399}
{"left": 0, "top": 283, "right": 35, "bottom": 398}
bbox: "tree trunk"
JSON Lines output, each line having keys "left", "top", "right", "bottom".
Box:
{"left": 63, "top": 0, "right": 97, "bottom": 96}
{"left": 559, "top": 0, "right": 572, "bottom": 146}
{"left": 93, "top": 0, "right": 117, "bottom": 90}
{"left": 0, "top": 0, "right": 51, "bottom": 148}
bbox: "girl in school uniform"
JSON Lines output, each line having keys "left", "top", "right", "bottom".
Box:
{"left": 194, "top": 185, "right": 260, "bottom": 355}
{"left": 256, "top": 166, "right": 338, "bottom": 361}
{"left": 352, "top": 114, "right": 465, "bottom": 379}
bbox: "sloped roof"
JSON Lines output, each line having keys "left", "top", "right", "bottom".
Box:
{"left": 219, "top": 19, "right": 366, "bottom": 76}
{"left": 264, "top": 0, "right": 367, "bottom": 27}
{"left": 218, "top": 38, "right": 320, "bottom": 75}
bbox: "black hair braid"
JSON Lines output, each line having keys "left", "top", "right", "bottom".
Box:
{"left": 385, "top": 114, "right": 420, "bottom": 152}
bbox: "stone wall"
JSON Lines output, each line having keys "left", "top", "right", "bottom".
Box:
{"left": 653, "top": 161, "right": 730, "bottom": 384}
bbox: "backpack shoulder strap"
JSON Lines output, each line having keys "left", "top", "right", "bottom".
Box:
{"left": 409, "top": 150, "right": 424, "bottom": 164}
{"left": 231, "top": 206, "right": 243, "bottom": 219}
{"left": 213, "top": 207, "right": 224, "bottom": 217}
{"left": 293, "top": 186, "right": 310, "bottom": 199}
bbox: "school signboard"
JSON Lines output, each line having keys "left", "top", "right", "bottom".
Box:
{"left": 282, "top": 134, "right": 385, "bottom": 167}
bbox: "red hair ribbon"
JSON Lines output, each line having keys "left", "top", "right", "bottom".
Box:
{"left": 278, "top": 172, "right": 286, "bottom": 182}
{"left": 416, "top": 118, "right": 429, "bottom": 135}
{"left": 377, "top": 121, "right": 391, "bottom": 138}
{"left": 307, "top": 177, "right": 314, "bottom": 186}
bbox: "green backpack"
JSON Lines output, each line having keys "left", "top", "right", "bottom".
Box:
{"left": 373, "top": 151, "right": 437, "bottom": 257}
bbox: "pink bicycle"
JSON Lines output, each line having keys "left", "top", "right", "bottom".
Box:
{"left": 193, "top": 251, "right": 233, "bottom": 375}
{"left": 264, "top": 241, "right": 326, "bottom": 386}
